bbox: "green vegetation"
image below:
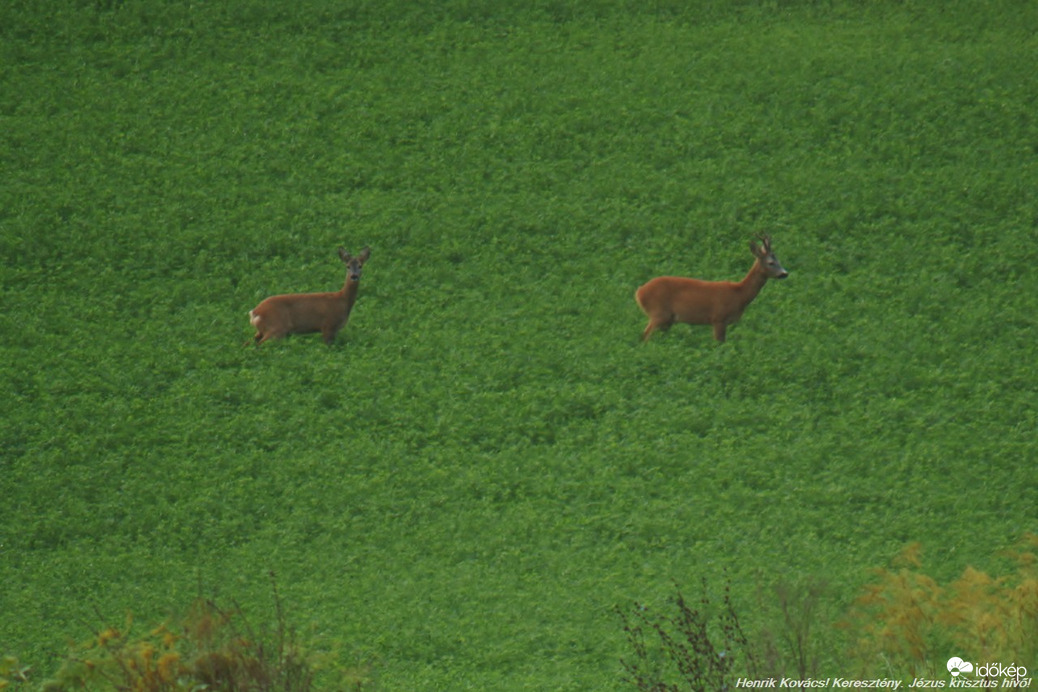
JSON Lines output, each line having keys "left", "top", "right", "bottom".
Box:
{"left": 2, "top": 0, "right": 1035, "bottom": 688}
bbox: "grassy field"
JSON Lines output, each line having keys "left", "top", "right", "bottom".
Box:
{"left": 2, "top": 0, "right": 1036, "bottom": 688}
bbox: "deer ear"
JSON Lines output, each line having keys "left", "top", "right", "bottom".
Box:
{"left": 749, "top": 240, "right": 761, "bottom": 256}
{"left": 338, "top": 247, "right": 350, "bottom": 261}
{"left": 357, "top": 246, "right": 371, "bottom": 263}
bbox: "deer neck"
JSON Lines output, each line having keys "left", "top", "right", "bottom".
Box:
{"left": 734, "top": 260, "right": 768, "bottom": 304}
{"left": 339, "top": 277, "right": 361, "bottom": 309}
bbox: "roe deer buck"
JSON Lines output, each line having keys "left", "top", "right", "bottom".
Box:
{"left": 635, "top": 235, "right": 787, "bottom": 343}
{"left": 249, "top": 246, "right": 371, "bottom": 346}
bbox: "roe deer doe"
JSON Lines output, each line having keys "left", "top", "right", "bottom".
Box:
{"left": 635, "top": 235, "right": 787, "bottom": 343}
{"left": 249, "top": 246, "right": 371, "bottom": 346}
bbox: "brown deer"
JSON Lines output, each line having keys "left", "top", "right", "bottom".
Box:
{"left": 249, "top": 246, "right": 371, "bottom": 346}
{"left": 635, "top": 235, "right": 787, "bottom": 343}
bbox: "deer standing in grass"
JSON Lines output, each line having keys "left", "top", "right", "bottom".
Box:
{"left": 249, "top": 246, "right": 371, "bottom": 346}
{"left": 635, "top": 235, "right": 788, "bottom": 343}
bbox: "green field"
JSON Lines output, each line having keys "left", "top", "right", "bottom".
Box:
{"left": 2, "top": 0, "right": 1036, "bottom": 688}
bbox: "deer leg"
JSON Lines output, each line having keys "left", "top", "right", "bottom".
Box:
{"left": 712, "top": 323, "right": 727, "bottom": 343}
{"left": 641, "top": 317, "right": 672, "bottom": 342}
{"left": 255, "top": 328, "right": 285, "bottom": 346}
